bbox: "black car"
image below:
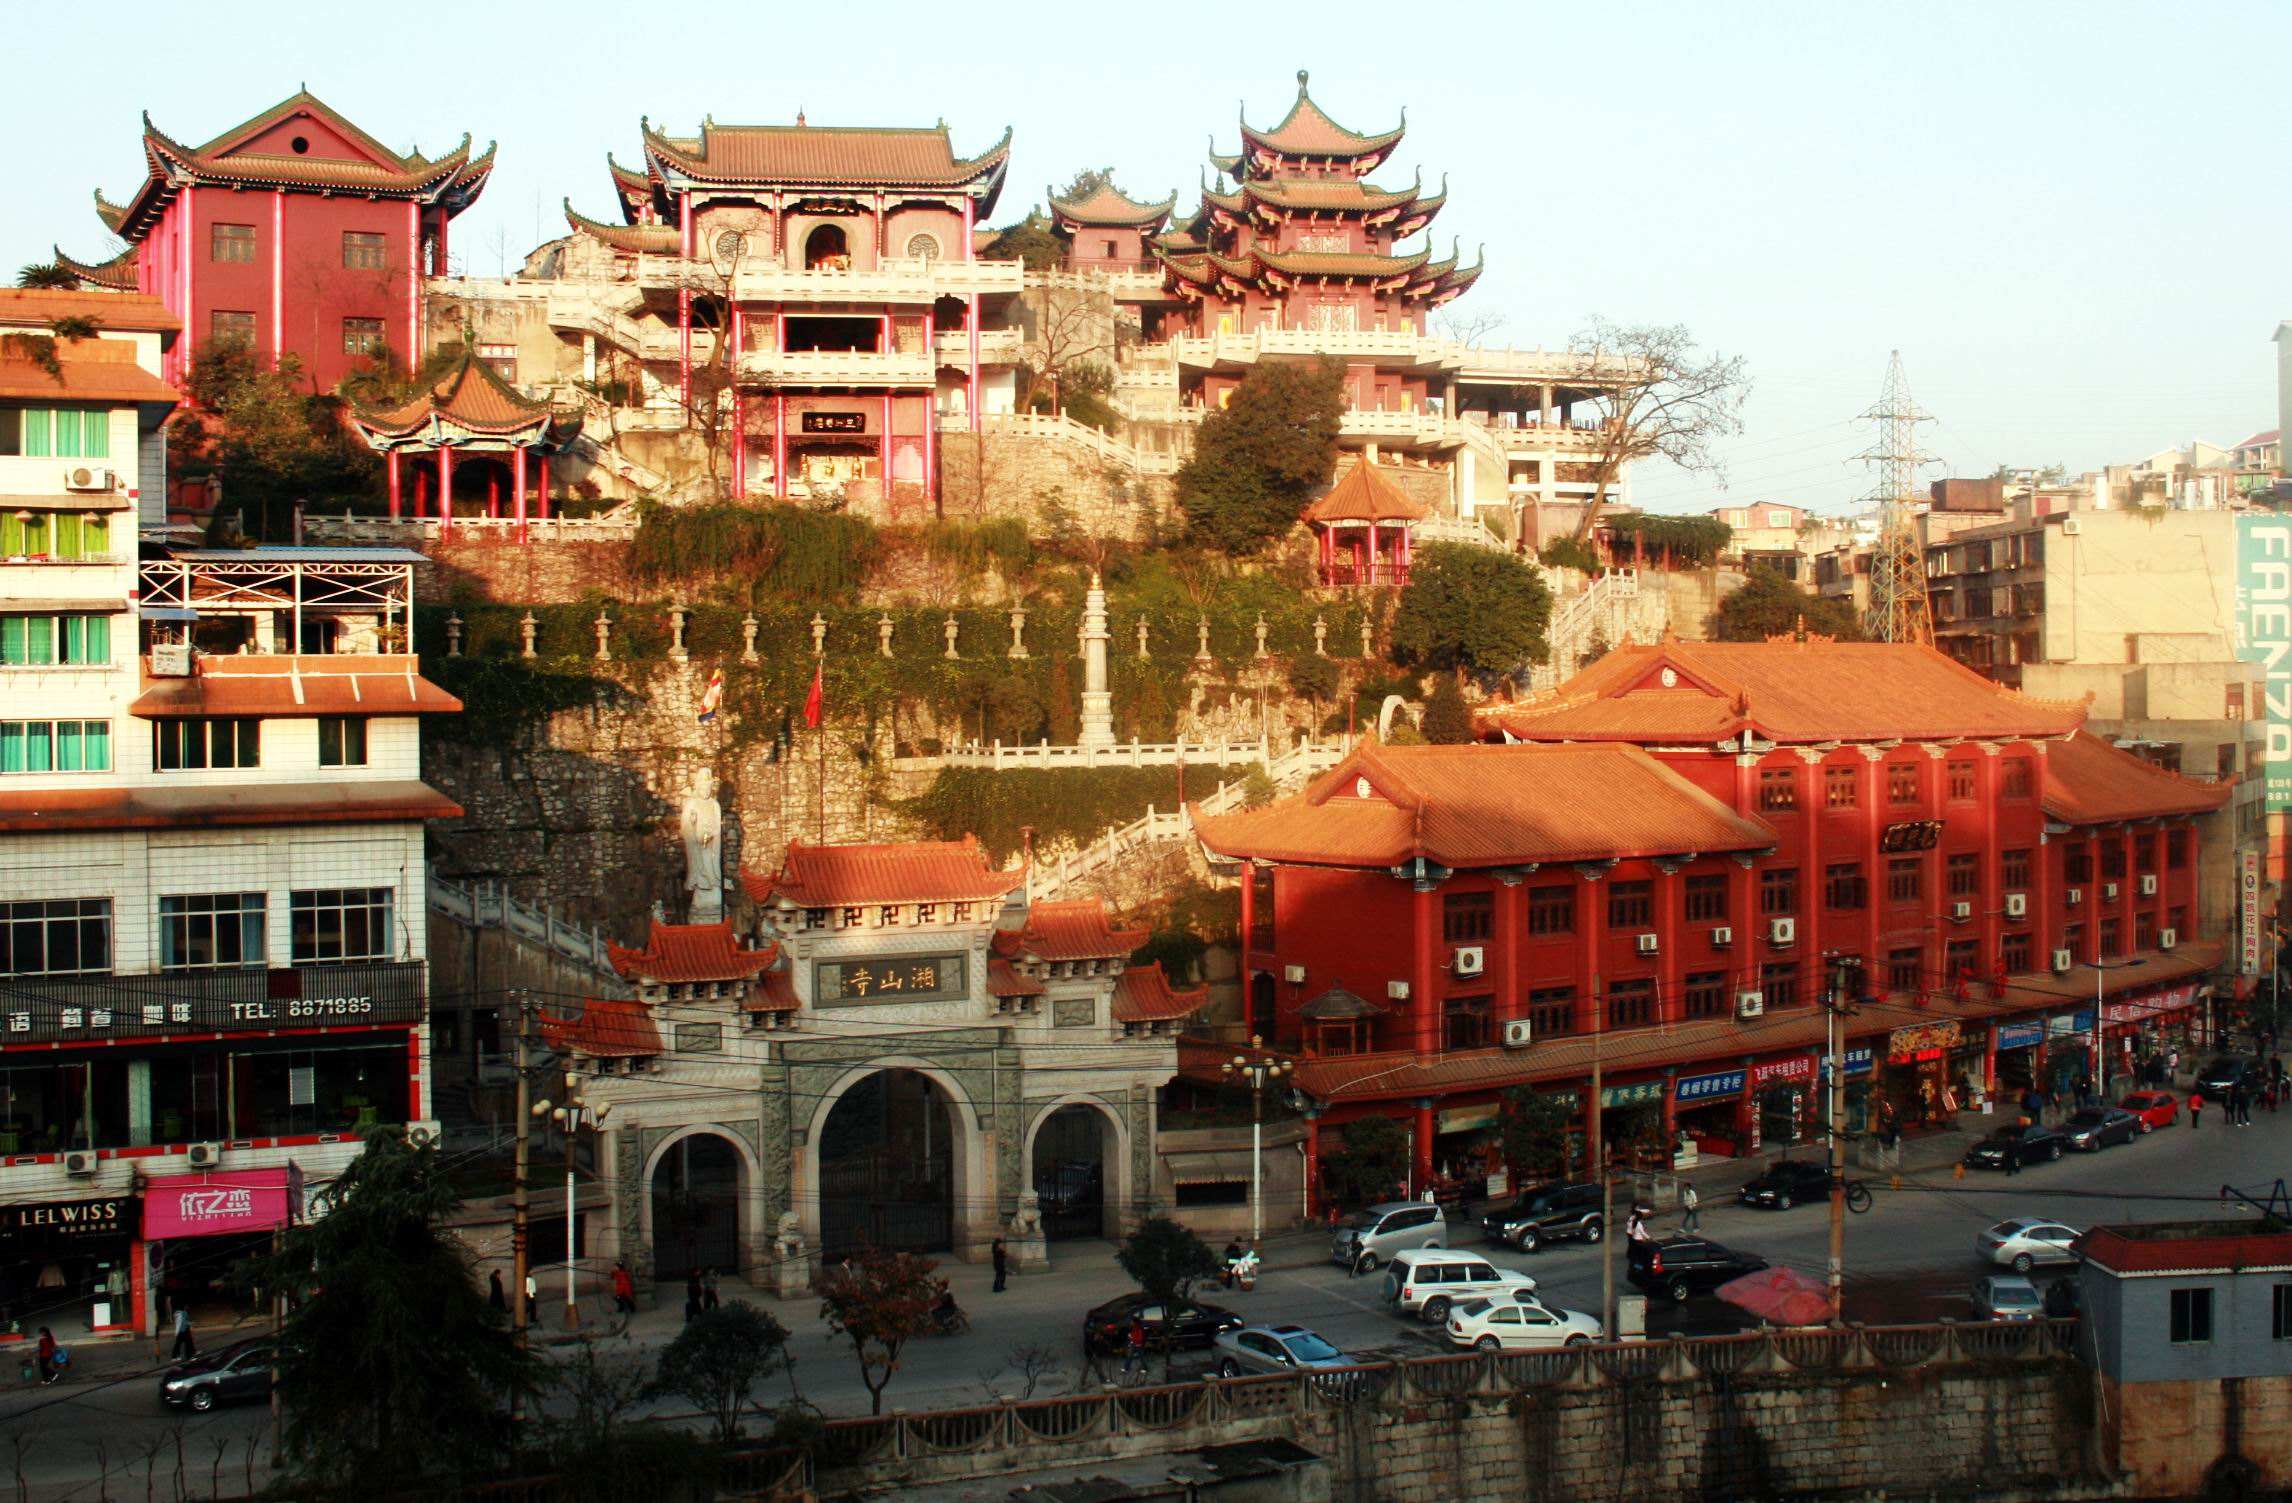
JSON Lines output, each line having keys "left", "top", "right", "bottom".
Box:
{"left": 2043, "top": 1277, "right": 2082, "bottom": 1319}
{"left": 1627, "top": 1237, "right": 1769, "bottom": 1303}
{"left": 1963, "top": 1123, "right": 2068, "bottom": 1170}
{"left": 158, "top": 1340, "right": 273, "bottom": 1413}
{"left": 1479, "top": 1182, "right": 1605, "bottom": 1252}
{"left": 1736, "top": 1159, "right": 1835, "bottom": 1211}
{"left": 2062, "top": 1107, "right": 2141, "bottom": 1151}
{"left": 2194, "top": 1056, "right": 2258, "bottom": 1099}
{"left": 1082, "top": 1292, "right": 1243, "bottom": 1355}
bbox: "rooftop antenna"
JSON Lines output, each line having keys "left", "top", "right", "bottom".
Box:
{"left": 1857, "top": 351, "right": 1940, "bottom": 645}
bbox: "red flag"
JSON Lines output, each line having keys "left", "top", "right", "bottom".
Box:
{"left": 803, "top": 662, "right": 823, "bottom": 728}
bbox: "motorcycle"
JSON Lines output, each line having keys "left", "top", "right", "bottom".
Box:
{"left": 1223, "top": 1249, "right": 1260, "bottom": 1293}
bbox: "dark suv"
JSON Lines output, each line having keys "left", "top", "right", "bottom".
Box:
{"left": 1628, "top": 1238, "right": 1769, "bottom": 1302}
{"left": 1736, "top": 1159, "right": 1834, "bottom": 1211}
{"left": 2195, "top": 1056, "right": 2258, "bottom": 1099}
{"left": 1962, "top": 1122, "right": 2067, "bottom": 1170}
{"left": 1479, "top": 1183, "right": 1604, "bottom": 1253}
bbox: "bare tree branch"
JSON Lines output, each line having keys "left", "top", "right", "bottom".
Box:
{"left": 1566, "top": 318, "right": 1749, "bottom": 539}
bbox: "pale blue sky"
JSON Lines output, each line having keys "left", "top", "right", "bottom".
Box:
{"left": 10, "top": 0, "right": 2286, "bottom": 512}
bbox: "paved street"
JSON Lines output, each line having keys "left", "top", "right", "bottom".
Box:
{"left": 2, "top": 1102, "right": 2285, "bottom": 1499}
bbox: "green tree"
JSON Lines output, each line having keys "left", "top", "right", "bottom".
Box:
{"left": 987, "top": 211, "right": 1065, "bottom": 270}
{"left": 1175, "top": 359, "right": 1345, "bottom": 552}
{"left": 1115, "top": 1216, "right": 1220, "bottom": 1306}
{"left": 1286, "top": 653, "right": 1340, "bottom": 709}
{"left": 649, "top": 1302, "right": 792, "bottom": 1443}
{"left": 818, "top": 1249, "right": 945, "bottom": 1416}
{"left": 250, "top": 1130, "right": 538, "bottom": 1496}
{"left": 1501, "top": 1087, "right": 1578, "bottom": 1184}
{"left": 1420, "top": 675, "right": 1474, "bottom": 744}
{"left": 1712, "top": 566, "right": 1864, "bottom": 642}
{"left": 181, "top": 342, "right": 381, "bottom": 540}
{"left": 1319, "top": 1115, "right": 1411, "bottom": 1209}
{"left": 1538, "top": 535, "right": 1601, "bottom": 573}
{"left": 15, "top": 263, "right": 79, "bottom": 289}
{"left": 1391, "top": 542, "right": 1552, "bottom": 676}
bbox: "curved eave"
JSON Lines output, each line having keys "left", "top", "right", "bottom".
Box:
{"left": 51, "top": 246, "right": 139, "bottom": 291}
{"left": 92, "top": 190, "right": 129, "bottom": 235}
{"left": 1046, "top": 183, "right": 1178, "bottom": 231}
{"left": 563, "top": 200, "right": 680, "bottom": 254}
{"left": 642, "top": 120, "right": 1013, "bottom": 202}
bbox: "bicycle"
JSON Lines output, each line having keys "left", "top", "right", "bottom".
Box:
{"left": 1839, "top": 1177, "right": 1873, "bottom": 1214}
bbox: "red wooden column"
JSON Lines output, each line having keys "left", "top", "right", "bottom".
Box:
{"left": 412, "top": 464, "right": 429, "bottom": 518}
{"left": 2151, "top": 822, "right": 2172, "bottom": 940}
{"left": 1656, "top": 863, "right": 1684, "bottom": 1024}
{"left": 437, "top": 449, "right": 454, "bottom": 534}
{"left": 1977, "top": 747, "right": 2004, "bottom": 975}
{"left": 773, "top": 394, "right": 788, "bottom": 499}
{"left": 1798, "top": 755, "right": 1822, "bottom": 980}
{"left": 678, "top": 190, "right": 693, "bottom": 409}
{"left": 2082, "top": 834, "right": 2103, "bottom": 963}
{"left": 2184, "top": 820, "right": 2201, "bottom": 940}
{"left": 2120, "top": 826, "right": 2139, "bottom": 955}
{"left": 486, "top": 468, "right": 500, "bottom": 519}
{"left": 923, "top": 309, "right": 938, "bottom": 510}
{"left": 1732, "top": 855, "right": 1757, "bottom": 1000}
{"left": 385, "top": 450, "right": 401, "bottom": 519}
{"left": 1410, "top": 882, "right": 1440, "bottom": 1060}
{"left": 2033, "top": 789, "right": 2058, "bottom": 968}
{"left": 536, "top": 454, "right": 551, "bottom": 520}
{"left": 511, "top": 445, "right": 528, "bottom": 536}
{"left": 1412, "top": 1100, "right": 1436, "bottom": 1197}
{"left": 1576, "top": 867, "right": 1606, "bottom": 1036}
{"left": 1302, "top": 1116, "right": 1321, "bottom": 1219}
{"left": 1494, "top": 877, "right": 1524, "bottom": 1024}
{"left": 1860, "top": 752, "right": 1883, "bottom": 970}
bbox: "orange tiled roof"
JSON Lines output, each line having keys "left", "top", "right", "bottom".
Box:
{"left": 640, "top": 117, "right": 1011, "bottom": 193}
{"left": 994, "top": 899, "right": 1146, "bottom": 962}
{"left": 1236, "top": 72, "right": 1405, "bottom": 163}
{"left": 1481, "top": 638, "right": 2090, "bottom": 746}
{"left": 1113, "top": 962, "right": 1209, "bottom": 1024}
{"left": 541, "top": 999, "right": 661, "bottom": 1059}
{"left": 47, "top": 248, "right": 140, "bottom": 293}
{"left": 352, "top": 352, "right": 569, "bottom": 442}
{"left": 1251, "top": 247, "right": 1431, "bottom": 280}
{"left": 0, "top": 354, "right": 177, "bottom": 407}
{"left": 0, "top": 780, "right": 460, "bottom": 835}
{"left": 1194, "top": 741, "right": 1775, "bottom": 871}
{"left": 988, "top": 957, "right": 1046, "bottom": 998}
{"left": 742, "top": 836, "right": 1026, "bottom": 908}
{"left": 608, "top": 919, "right": 779, "bottom": 984}
{"left": 563, "top": 201, "right": 681, "bottom": 254}
{"left": 1047, "top": 181, "right": 1176, "bottom": 229}
{"left": 2042, "top": 731, "right": 2231, "bottom": 824}
{"left": 754, "top": 971, "right": 800, "bottom": 1013}
{"left": 1241, "top": 177, "right": 1421, "bottom": 214}
{"left": 129, "top": 655, "right": 461, "bottom": 718}
{"left": 1304, "top": 463, "right": 1429, "bottom": 525}
{"left": 0, "top": 288, "right": 177, "bottom": 334}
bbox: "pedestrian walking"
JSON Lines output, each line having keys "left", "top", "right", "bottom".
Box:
{"left": 703, "top": 1267, "right": 720, "bottom": 1311}
{"left": 35, "top": 1328, "right": 58, "bottom": 1385}
{"left": 1626, "top": 1205, "right": 1651, "bottom": 1242}
{"left": 611, "top": 1262, "right": 635, "bottom": 1315}
{"left": 1680, "top": 1183, "right": 1700, "bottom": 1234}
{"left": 488, "top": 1269, "right": 508, "bottom": 1315}
{"left": 1120, "top": 1313, "right": 1148, "bottom": 1382}
{"left": 992, "top": 1237, "right": 1009, "bottom": 1293}
{"left": 683, "top": 1271, "right": 703, "bottom": 1322}
{"left": 2169, "top": 1048, "right": 2182, "bottom": 1084}
{"left": 2190, "top": 1092, "right": 2204, "bottom": 1130}
{"left": 524, "top": 1273, "right": 538, "bottom": 1324}
{"left": 169, "top": 1305, "right": 195, "bottom": 1362}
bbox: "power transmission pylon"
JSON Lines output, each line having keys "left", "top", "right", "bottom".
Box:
{"left": 1857, "top": 351, "right": 1940, "bottom": 645}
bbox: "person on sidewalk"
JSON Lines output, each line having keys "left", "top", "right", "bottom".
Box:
{"left": 992, "top": 1238, "right": 1009, "bottom": 1293}
{"left": 683, "top": 1271, "right": 703, "bottom": 1322}
{"left": 1120, "top": 1313, "right": 1148, "bottom": 1382}
{"left": 611, "top": 1262, "right": 635, "bottom": 1316}
{"left": 1679, "top": 1184, "right": 1700, "bottom": 1234}
{"left": 488, "top": 1269, "right": 508, "bottom": 1316}
{"left": 1626, "top": 1205, "right": 1651, "bottom": 1242}
{"left": 35, "top": 1328, "right": 58, "bottom": 1385}
{"left": 2190, "top": 1092, "right": 2204, "bottom": 1130}
{"left": 524, "top": 1273, "right": 539, "bottom": 1325}
{"left": 169, "top": 1305, "right": 195, "bottom": 1362}
{"left": 703, "top": 1267, "right": 721, "bottom": 1312}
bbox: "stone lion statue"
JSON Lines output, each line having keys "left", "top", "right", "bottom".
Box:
{"left": 1008, "top": 1189, "right": 1043, "bottom": 1238}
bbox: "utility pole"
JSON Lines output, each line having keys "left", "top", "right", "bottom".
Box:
{"left": 1592, "top": 1033, "right": 1612, "bottom": 1340}
{"left": 1857, "top": 350, "right": 1940, "bottom": 646}
{"left": 1823, "top": 955, "right": 1861, "bottom": 1324}
{"left": 534, "top": 1074, "right": 612, "bottom": 1331}
{"left": 1223, "top": 1039, "right": 1291, "bottom": 1248}
{"left": 510, "top": 989, "right": 532, "bottom": 1421}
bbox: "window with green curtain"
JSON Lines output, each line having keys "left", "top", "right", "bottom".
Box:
{"left": 54, "top": 411, "right": 82, "bottom": 459}
{"left": 0, "top": 720, "right": 105, "bottom": 773}
{"left": 21, "top": 409, "right": 51, "bottom": 458}
{"left": 79, "top": 411, "right": 109, "bottom": 459}
{"left": 0, "top": 615, "right": 54, "bottom": 665}
{"left": 54, "top": 721, "right": 108, "bottom": 771}
{"left": 0, "top": 513, "right": 51, "bottom": 557}
{"left": 61, "top": 614, "right": 108, "bottom": 665}
{"left": 47, "top": 515, "right": 109, "bottom": 561}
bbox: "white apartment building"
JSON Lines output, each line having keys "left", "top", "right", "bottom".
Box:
{"left": 0, "top": 289, "right": 460, "bottom": 1339}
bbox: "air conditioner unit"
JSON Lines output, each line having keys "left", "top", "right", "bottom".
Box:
{"left": 2061, "top": 517, "right": 2082, "bottom": 536}
{"left": 404, "top": 1120, "right": 443, "bottom": 1147}
{"left": 1736, "top": 991, "right": 1765, "bottom": 1019}
{"left": 1951, "top": 901, "right": 1973, "bottom": 921}
{"left": 1386, "top": 980, "right": 1411, "bottom": 1001}
{"left": 63, "top": 1150, "right": 97, "bottom": 1178}
{"left": 1282, "top": 964, "right": 1306, "bottom": 985}
{"left": 186, "top": 1141, "right": 222, "bottom": 1169}
{"left": 148, "top": 642, "right": 192, "bottom": 677}
{"left": 2004, "top": 893, "right": 2028, "bottom": 918}
{"left": 1635, "top": 933, "right": 1659, "bottom": 956}
{"left": 2160, "top": 928, "right": 2178, "bottom": 950}
{"left": 2103, "top": 882, "right": 2119, "bottom": 901}
{"left": 2140, "top": 874, "right": 2159, "bottom": 897}
{"left": 1501, "top": 1019, "right": 1535, "bottom": 1049}
{"left": 1453, "top": 945, "right": 1485, "bottom": 977}
{"left": 1710, "top": 925, "right": 1733, "bottom": 948}
{"left": 1768, "top": 916, "right": 1796, "bottom": 946}
{"left": 2052, "top": 949, "right": 2074, "bottom": 973}
{"left": 2066, "top": 887, "right": 2084, "bottom": 906}
{"left": 63, "top": 465, "right": 113, "bottom": 493}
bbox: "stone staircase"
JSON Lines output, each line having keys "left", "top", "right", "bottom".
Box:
{"left": 1532, "top": 568, "right": 1670, "bottom": 690}
{"left": 427, "top": 865, "right": 624, "bottom": 983}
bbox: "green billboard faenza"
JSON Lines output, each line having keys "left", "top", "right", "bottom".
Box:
{"left": 2235, "top": 515, "right": 2292, "bottom": 812}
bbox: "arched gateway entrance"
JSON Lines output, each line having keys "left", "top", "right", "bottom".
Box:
{"left": 1029, "top": 1101, "right": 1124, "bottom": 1241}
{"left": 649, "top": 1131, "right": 744, "bottom": 1281}
{"left": 819, "top": 1069, "right": 959, "bottom": 1256}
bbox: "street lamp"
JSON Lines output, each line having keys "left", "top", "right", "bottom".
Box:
{"left": 532, "top": 1075, "right": 612, "bottom": 1331}
{"left": 1223, "top": 1038, "right": 1292, "bottom": 1247}
{"left": 2087, "top": 956, "right": 2145, "bottom": 1100}
{"left": 1821, "top": 953, "right": 1864, "bottom": 1326}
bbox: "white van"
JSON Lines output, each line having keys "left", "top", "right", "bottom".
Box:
{"left": 1381, "top": 1248, "right": 1538, "bottom": 1323}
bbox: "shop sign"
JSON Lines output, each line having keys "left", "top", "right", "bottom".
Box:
{"left": 2046, "top": 1010, "right": 2097, "bottom": 1038}
{"left": 1995, "top": 1021, "right": 2046, "bottom": 1052}
{"left": 1674, "top": 1068, "right": 1747, "bottom": 1104}
{"left": 1599, "top": 1081, "right": 1665, "bottom": 1109}
{"left": 2243, "top": 849, "right": 2264, "bottom": 975}
{"left": 1887, "top": 1021, "right": 1962, "bottom": 1062}
{"left": 0, "top": 962, "right": 424, "bottom": 1047}
{"left": 1751, "top": 1056, "right": 1813, "bottom": 1089}
{"left": 1436, "top": 1103, "right": 1500, "bottom": 1134}
{"left": 142, "top": 1169, "right": 290, "bottom": 1240}
{"left": 1842, "top": 1045, "right": 1875, "bottom": 1077}
{"left": 1879, "top": 820, "right": 1944, "bottom": 853}
{"left": 0, "top": 1195, "right": 134, "bottom": 1246}
{"left": 2233, "top": 514, "right": 2292, "bottom": 812}
{"left": 2105, "top": 985, "right": 2198, "bottom": 1026}
{"left": 812, "top": 953, "right": 967, "bottom": 1007}
{"left": 801, "top": 411, "right": 866, "bottom": 434}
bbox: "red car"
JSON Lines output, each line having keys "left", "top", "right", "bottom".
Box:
{"left": 2119, "top": 1091, "right": 2179, "bottom": 1131}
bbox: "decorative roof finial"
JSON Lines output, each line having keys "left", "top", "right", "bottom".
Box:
{"left": 796, "top": 108, "right": 807, "bottom": 127}
{"left": 1297, "top": 69, "right": 1310, "bottom": 91}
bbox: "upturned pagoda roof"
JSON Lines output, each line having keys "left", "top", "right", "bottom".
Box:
{"left": 992, "top": 899, "right": 1148, "bottom": 963}
{"left": 99, "top": 89, "right": 493, "bottom": 243}
{"left": 564, "top": 201, "right": 681, "bottom": 254}
{"left": 1112, "top": 963, "right": 1209, "bottom": 1025}
{"left": 350, "top": 350, "right": 575, "bottom": 448}
{"left": 1304, "top": 463, "right": 1430, "bottom": 526}
{"left": 541, "top": 999, "right": 662, "bottom": 1059}
{"left": 1047, "top": 179, "right": 1177, "bottom": 231}
{"left": 1228, "top": 71, "right": 1405, "bottom": 175}
{"left": 608, "top": 919, "right": 780, "bottom": 985}
{"left": 742, "top": 835, "right": 1026, "bottom": 910}
{"left": 635, "top": 115, "right": 1009, "bottom": 212}
{"left": 48, "top": 246, "right": 139, "bottom": 292}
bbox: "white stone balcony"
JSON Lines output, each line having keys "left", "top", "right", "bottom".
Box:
{"left": 738, "top": 348, "right": 935, "bottom": 386}
{"left": 933, "top": 328, "right": 1023, "bottom": 366}
{"left": 1147, "top": 330, "right": 1650, "bottom": 388}
{"left": 634, "top": 254, "right": 1025, "bottom": 305}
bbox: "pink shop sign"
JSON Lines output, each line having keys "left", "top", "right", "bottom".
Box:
{"left": 142, "top": 1169, "right": 289, "bottom": 1240}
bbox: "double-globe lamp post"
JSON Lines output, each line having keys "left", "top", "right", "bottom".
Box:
{"left": 532, "top": 1074, "right": 612, "bottom": 1331}
{"left": 1223, "top": 1038, "right": 1292, "bottom": 1247}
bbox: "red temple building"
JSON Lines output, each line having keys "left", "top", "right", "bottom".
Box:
{"left": 552, "top": 114, "right": 1023, "bottom": 508}
{"left": 62, "top": 90, "right": 493, "bottom": 392}
{"left": 349, "top": 349, "right": 578, "bottom": 526}
{"left": 1046, "top": 180, "right": 1175, "bottom": 276}
{"left": 1194, "top": 637, "right": 2231, "bottom": 1207}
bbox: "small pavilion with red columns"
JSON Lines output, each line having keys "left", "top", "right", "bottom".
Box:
{"left": 350, "top": 351, "right": 576, "bottom": 532}
{"left": 1306, "top": 462, "right": 1429, "bottom": 587}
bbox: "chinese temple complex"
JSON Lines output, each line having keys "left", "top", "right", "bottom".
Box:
{"left": 348, "top": 348, "right": 577, "bottom": 526}
{"left": 63, "top": 90, "right": 493, "bottom": 393}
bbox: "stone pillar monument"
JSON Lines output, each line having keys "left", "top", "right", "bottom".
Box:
{"left": 1079, "top": 571, "right": 1116, "bottom": 751}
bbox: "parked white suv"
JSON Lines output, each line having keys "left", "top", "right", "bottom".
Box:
{"left": 1382, "top": 1249, "right": 1538, "bottom": 1323}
